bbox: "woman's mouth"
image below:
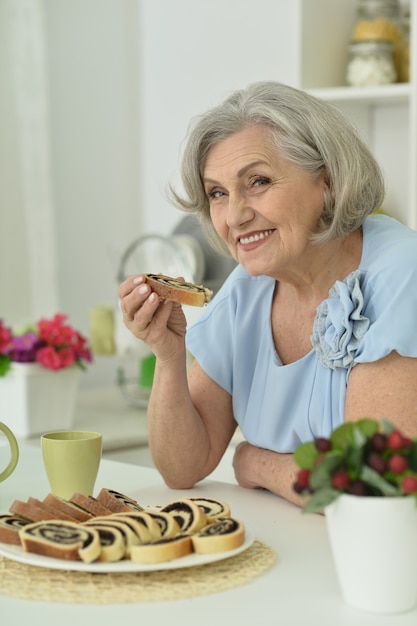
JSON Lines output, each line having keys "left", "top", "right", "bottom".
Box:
{"left": 239, "top": 229, "right": 275, "bottom": 245}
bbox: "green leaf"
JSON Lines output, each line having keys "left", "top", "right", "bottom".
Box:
{"left": 408, "top": 442, "right": 417, "bottom": 472}
{"left": 356, "top": 418, "right": 379, "bottom": 438}
{"left": 0, "top": 355, "right": 11, "bottom": 377}
{"left": 360, "top": 465, "right": 399, "bottom": 496}
{"left": 294, "top": 441, "right": 318, "bottom": 470}
{"left": 310, "top": 451, "right": 344, "bottom": 490}
{"left": 301, "top": 488, "right": 341, "bottom": 513}
{"left": 330, "top": 422, "right": 355, "bottom": 451}
{"left": 381, "top": 419, "right": 395, "bottom": 435}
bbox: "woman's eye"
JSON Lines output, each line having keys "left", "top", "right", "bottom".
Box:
{"left": 207, "top": 189, "right": 225, "bottom": 200}
{"left": 251, "top": 176, "right": 271, "bottom": 189}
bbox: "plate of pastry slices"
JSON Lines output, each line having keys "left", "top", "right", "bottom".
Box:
{"left": 0, "top": 492, "right": 253, "bottom": 573}
{"left": 0, "top": 528, "right": 254, "bottom": 573}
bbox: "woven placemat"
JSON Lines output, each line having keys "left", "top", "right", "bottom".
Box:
{"left": 0, "top": 540, "right": 275, "bottom": 604}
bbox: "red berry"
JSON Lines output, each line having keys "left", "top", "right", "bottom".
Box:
{"left": 388, "top": 454, "right": 408, "bottom": 474}
{"left": 367, "top": 452, "right": 387, "bottom": 474}
{"left": 293, "top": 481, "right": 304, "bottom": 494}
{"left": 349, "top": 480, "right": 368, "bottom": 496}
{"left": 401, "top": 476, "right": 417, "bottom": 494}
{"left": 331, "top": 470, "right": 350, "bottom": 490}
{"left": 370, "top": 433, "right": 387, "bottom": 453}
{"left": 315, "top": 437, "right": 332, "bottom": 453}
{"left": 296, "top": 469, "right": 311, "bottom": 489}
{"left": 387, "top": 430, "right": 407, "bottom": 450}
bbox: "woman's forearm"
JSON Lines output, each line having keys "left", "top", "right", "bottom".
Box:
{"left": 233, "top": 442, "right": 306, "bottom": 508}
{"left": 147, "top": 354, "right": 211, "bottom": 488}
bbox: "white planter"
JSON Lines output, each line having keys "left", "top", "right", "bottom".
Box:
{"left": 325, "top": 494, "right": 417, "bottom": 614}
{"left": 0, "top": 363, "right": 81, "bottom": 438}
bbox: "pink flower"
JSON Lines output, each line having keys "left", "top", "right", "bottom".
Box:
{"left": 0, "top": 321, "right": 12, "bottom": 353}
{"left": 0, "top": 313, "right": 92, "bottom": 376}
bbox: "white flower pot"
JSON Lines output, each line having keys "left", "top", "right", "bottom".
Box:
{"left": 325, "top": 494, "right": 417, "bottom": 614}
{"left": 0, "top": 363, "right": 81, "bottom": 438}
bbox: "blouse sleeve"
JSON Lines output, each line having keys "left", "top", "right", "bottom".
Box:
{"left": 311, "top": 237, "right": 417, "bottom": 370}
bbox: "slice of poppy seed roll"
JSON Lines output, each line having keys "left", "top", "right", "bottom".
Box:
{"left": 84, "top": 517, "right": 141, "bottom": 557}
{"left": 142, "top": 510, "right": 182, "bottom": 538}
{"left": 191, "top": 518, "right": 245, "bottom": 554}
{"left": 88, "top": 525, "right": 125, "bottom": 562}
{"left": 113, "top": 511, "right": 162, "bottom": 539}
{"left": 0, "top": 514, "right": 31, "bottom": 545}
{"left": 159, "top": 498, "right": 208, "bottom": 534}
{"left": 43, "top": 493, "right": 94, "bottom": 522}
{"left": 96, "top": 488, "right": 145, "bottom": 513}
{"left": 130, "top": 534, "right": 193, "bottom": 564}
{"left": 19, "top": 520, "right": 101, "bottom": 563}
{"left": 189, "top": 497, "right": 232, "bottom": 520}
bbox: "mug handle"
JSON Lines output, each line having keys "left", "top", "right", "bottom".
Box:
{"left": 0, "top": 422, "right": 19, "bottom": 482}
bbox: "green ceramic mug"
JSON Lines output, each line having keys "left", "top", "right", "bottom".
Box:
{"left": 41, "top": 430, "right": 102, "bottom": 499}
{"left": 0, "top": 422, "right": 19, "bottom": 482}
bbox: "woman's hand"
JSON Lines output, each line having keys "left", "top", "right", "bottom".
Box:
{"left": 232, "top": 441, "right": 306, "bottom": 507}
{"left": 118, "top": 275, "right": 187, "bottom": 362}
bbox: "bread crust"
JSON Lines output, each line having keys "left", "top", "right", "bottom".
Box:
{"left": 0, "top": 514, "right": 30, "bottom": 545}
{"left": 19, "top": 521, "right": 101, "bottom": 563}
{"left": 27, "top": 497, "right": 79, "bottom": 522}
{"left": 43, "top": 493, "right": 93, "bottom": 522}
{"left": 10, "top": 499, "right": 62, "bottom": 523}
{"left": 130, "top": 534, "right": 193, "bottom": 564}
{"left": 96, "top": 488, "right": 145, "bottom": 514}
{"left": 191, "top": 518, "right": 245, "bottom": 554}
{"left": 190, "top": 497, "right": 231, "bottom": 520}
{"left": 69, "top": 493, "right": 113, "bottom": 517}
{"left": 144, "top": 274, "right": 212, "bottom": 307}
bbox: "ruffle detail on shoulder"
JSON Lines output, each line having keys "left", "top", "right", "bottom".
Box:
{"left": 311, "top": 270, "right": 370, "bottom": 370}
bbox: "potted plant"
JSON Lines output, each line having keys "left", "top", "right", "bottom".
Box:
{"left": 0, "top": 314, "right": 92, "bottom": 438}
{"left": 293, "top": 419, "right": 417, "bottom": 614}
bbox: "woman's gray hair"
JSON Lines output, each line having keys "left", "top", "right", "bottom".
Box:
{"left": 168, "top": 81, "right": 385, "bottom": 252}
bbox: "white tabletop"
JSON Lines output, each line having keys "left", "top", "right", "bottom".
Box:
{"left": 1, "top": 444, "right": 416, "bottom": 625}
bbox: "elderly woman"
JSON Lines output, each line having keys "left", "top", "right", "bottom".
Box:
{"left": 119, "top": 81, "right": 417, "bottom": 506}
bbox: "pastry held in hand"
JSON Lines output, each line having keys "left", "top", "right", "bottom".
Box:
{"left": 143, "top": 273, "right": 213, "bottom": 307}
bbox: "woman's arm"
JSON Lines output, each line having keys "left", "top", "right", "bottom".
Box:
{"left": 148, "top": 358, "right": 237, "bottom": 488}
{"left": 118, "top": 275, "right": 237, "bottom": 488}
{"left": 345, "top": 351, "right": 417, "bottom": 435}
{"left": 232, "top": 352, "right": 417, "bottom": 507}
{"left": 232, "top": 442, "right": 305, "bottom": 507}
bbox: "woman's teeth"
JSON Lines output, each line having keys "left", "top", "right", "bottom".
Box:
{"left": 239, "top": 230, "right": 274, "bottom": 245}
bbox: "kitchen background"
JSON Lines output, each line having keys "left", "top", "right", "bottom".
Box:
{"left": 1, "top": 0, "right": 414, "bottom": 392}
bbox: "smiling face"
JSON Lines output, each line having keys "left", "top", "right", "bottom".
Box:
{"left": 203, "top": 125, "right": 328, "bottom": 281}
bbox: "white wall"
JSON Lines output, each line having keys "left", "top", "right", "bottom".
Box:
{"left": 1, "top": 0, "right": 300, "bottom": 386}
{"left": 137, "top": 0, "right": 299, "bottom": 235}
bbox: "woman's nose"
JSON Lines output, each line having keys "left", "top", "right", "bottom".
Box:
{"left": 226, "top": 192, "right": 254, "bottom": 228}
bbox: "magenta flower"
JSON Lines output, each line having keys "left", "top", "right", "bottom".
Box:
{"left": 0, "top": 314, "right": 92, "bottom": 377}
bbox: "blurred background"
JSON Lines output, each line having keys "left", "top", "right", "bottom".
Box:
{"left": 1, "top": 0, "right": 413, "bottom": 389}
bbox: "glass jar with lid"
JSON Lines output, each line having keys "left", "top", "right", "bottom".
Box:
{"left": 346, "top": 39, "right": 397, "bottom": 86}
{"left": 351, "top": 0, "right": 403, "bottom": 80}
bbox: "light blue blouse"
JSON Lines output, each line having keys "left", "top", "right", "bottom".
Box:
{"left": 186, "top": 215, "right": 417, "bottom": 452}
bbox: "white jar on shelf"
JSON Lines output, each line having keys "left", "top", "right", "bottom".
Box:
{"left": 346, "top": 39, "right": 397, "bottom": 86}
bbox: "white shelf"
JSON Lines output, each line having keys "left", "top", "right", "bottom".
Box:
{"left": 309, "top": 83, "right": 411, "bottom": 105}
{"left": 299, "top": 0, "right": 416, "bottom": 230}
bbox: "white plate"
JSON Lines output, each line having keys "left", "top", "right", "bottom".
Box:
{"left": 0, "top": 530, "right": 254, "bottom": 573}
